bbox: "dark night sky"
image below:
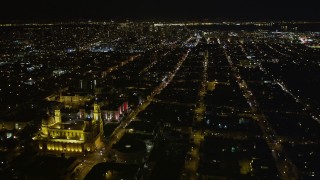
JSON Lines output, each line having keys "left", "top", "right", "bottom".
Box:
{"left": 0, "top": 0, "right": 319, "bottom": 22}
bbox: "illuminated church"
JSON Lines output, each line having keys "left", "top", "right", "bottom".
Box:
{"left": 33, "top": 103, "right": 104, "bottom": 154}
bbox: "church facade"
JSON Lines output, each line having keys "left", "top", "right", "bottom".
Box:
{"left": 33, "top": 104, "right": 104, "bottom": 154}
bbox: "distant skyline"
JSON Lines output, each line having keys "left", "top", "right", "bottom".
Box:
{"left": 0, "top": 0, "right": 319, "bottom": 22}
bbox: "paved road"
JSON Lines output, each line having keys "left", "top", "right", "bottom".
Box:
{"left": 224, "top": 46, "right": 299, "bottom": 180}
{"left": 73, "top": 46, "right": 192, "bottom": 180}
{"left": 182, "top": 47, "right": 208, "bottom": 179}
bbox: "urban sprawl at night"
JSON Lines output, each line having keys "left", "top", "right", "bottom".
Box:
{"left": 0, "top": 21, "right": 320, "bottom": 179}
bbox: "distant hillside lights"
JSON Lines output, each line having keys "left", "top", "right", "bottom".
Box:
{"left": 90, "top": 46, "right": 114, "bottom": 53}
{"left": 52, "top": 69, "right": 67, "bottom": 77}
